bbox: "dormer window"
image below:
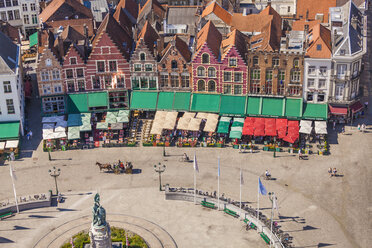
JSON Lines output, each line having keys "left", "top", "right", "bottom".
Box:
{"left": 316, "top": 44, "right": 322, "bottom": 51}
{"left": 140, "top": 53, "right": 146, "bottom": 61}
{"left": 229, "top": 58, "right": 237, "bottom": 67}
{"left": 202, "top": 53, "right": 209, "bottom": 64}
{"left": 70, "top": 57, "right": 77, "bottom": 65}
{"left": 171, "top": 60, "right": 178, "bottom": 69}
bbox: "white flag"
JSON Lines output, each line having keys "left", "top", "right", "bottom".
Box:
{"left": 193, "top": 153, "right": 199, "bottom": 172}
{"left": 240, "top": 169, "right": 244, "bottom": 185}
{"left": 9, "top": 163, "right": 17, "bottom": 181}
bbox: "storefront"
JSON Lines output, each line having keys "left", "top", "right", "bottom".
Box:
{"left": 0, "top": 122, "right": 21, "bottom": 161}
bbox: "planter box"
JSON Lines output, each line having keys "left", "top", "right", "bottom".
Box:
{"left": 233, "top": 145, "right": 239, "bottom": 149}
{"left": 143, "top": 142, "right": 152, "bottom": 147}
{"left": 127, "top": 143, "right": 136, "bottom": 147}
{"left": 216, "top": 143, "right": 224, "bottom": 148}
{"left": 156, "top": 143, "right": 164, "bottom": 147}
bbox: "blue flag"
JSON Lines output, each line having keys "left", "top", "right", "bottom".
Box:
{"left": 258, "top": 178, "right": 267, "bottom": 195}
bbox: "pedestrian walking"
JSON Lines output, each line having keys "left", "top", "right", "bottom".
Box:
{"left": 364, "top": 101, "right": 368, "bottom": 109}
{"left": 357, "top": 124, "right": 361, "bottom": 131}
{"left": 328, "top": 167, "right": 333, "bottom": 177}
{"left": 362, "top": 123, "right": 366, "bottom": 133}
{"left": 341, "top": 126, "right": 345, "bottom": 134}
{"left": 333, "top": 121, "right": 336, "bottom": 130}
{"left": 332, "top": 168, "right": 337, "bottom": 177}
{"left": 298, "top": 149, "right": 302, "bottom": 160}
{"left": 28, "top": 130, "right": 33, "bottom": 139}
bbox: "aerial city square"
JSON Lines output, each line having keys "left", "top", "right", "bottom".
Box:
{"left": 0, "top": 0, "right": 371, "bottom": 247}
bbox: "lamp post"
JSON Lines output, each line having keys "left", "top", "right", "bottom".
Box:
{"left": 268, "top": 192, "right": 277, "bottom": 247}
{"left": 154, "top": 162, "right": 166, "bottom": 191}
{"left": 48, "top": 166, "right": 61, "bottom": 195}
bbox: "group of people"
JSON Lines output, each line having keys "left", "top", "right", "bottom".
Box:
{"left": 328, "top": 167, "right": 338, "bottom": 177}
{"left": 357, "top": 123, "right": 367, "bottom": 132}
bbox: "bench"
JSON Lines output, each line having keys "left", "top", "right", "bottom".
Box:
{"left": 260, "top": 232, "right": 270, "bottom": 244}
{"left": 0, "top": 212, "right": 14, "bottom": 220}
{"left": 243, "top": 218, "right": 257, "bottom": 229}
{"left": 201, "top": 201, "right": 215, "bottom": 209}
{"left": 223, "top": 208, "right": 239, "bottom": 218}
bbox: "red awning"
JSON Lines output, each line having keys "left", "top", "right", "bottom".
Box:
{"left": 276, "top": 119, "right": 288, "bottom": 130}
{"left": 265, "top": 118, "right": 276, "bottom": 136}
{"left": 254, "top": 128, "right": 265, "bottom": 136}
{"left": 277, "top": 128, "right": 287, "bottom": 139}
{"left": 288, "top": 120, "right": 299, "bottom": 128}
{"left": 255, "top": 118, "right": 266, "bottom": 126}
{"left": 350, "top": 101, "right": 363, "bottom": 113}
{"left": 283, "top": 135, "right": 298, "bottom": 144}
{"left": 329, "top": 105, "right": 347, "bottom": 115}
{"left": 243, "top": 117, "right": 255, "bottom": 135}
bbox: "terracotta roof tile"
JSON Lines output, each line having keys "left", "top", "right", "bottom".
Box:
{"left": 138, "top": 0, "right": 165, "bottom": 22}
{"left": 306, "top": 24, "right": 332, "bottom": 58}
{"left": 196, "top": 20, "right": 222, "bottom": 59}
{"left": 136, "top": 21, "right": 159, "bottom": 54}
{"left": 221, "top": 29, "right": 248, "bottom": 61}
{"left": 0, "top": 21, "right": 20, "bottom": 44}
{"left": 160, "top": 35, "right": 191, "bottom": 62}
{"left": 296, "top": 0, "right": 337, "bottom": 23}
{"left": 201, "top": 1, "right": 232, "bottom": 25}
{"left": 116, "top": 0, "right": 139, "bottom": 20}
{"left": 113, "top": 7, "right": 134, "bottom": 36}
{"left": 292, "top": 19, "right": 321, "bottom": 31}
{"left": 93, "top": 14, "right": 133, "bottom": 60}
{"left": 40, "top": 0, "right": 93, "bottom": 22}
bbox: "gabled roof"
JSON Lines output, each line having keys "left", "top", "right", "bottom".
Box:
{"left": 40, "top": 0, "right": 93, "bottom": 22}
{"left": 92, "top": 14, "right": 133, "bottom": 60}
{"left": 292, "top": 19, "right": 321, "bottom": 31}
{"left": 136, "top": 21, "right": 159, "bottom": 54}
{"left": 306, "top": 24, "right": 332, "bottom": 58}
{"left": 116, "top": 0, "right": 138, "bottom": 20}
{"left": 0, "top": 21, "right": 20, "bottom": 44}
{"left": 0, "top": 31, "right": 18, "bottom": 74}
{"left": 196, "top": 21, "right": 222, "bottom": 59}
{"left": 161, "top": 35, "right": 192, "bottom": 63}
{"left": 296, "top": 0, "right": 337, "bottom": 23}
{"left": 63, "top": 42, "right": 86, "bottom": 63}
{"left": 59, "top": 25, "right": 85, "bottom": 42}
{"left": 201, "top": 1, "right": 232, "bottom": 25}
{"left": 221, "top": 29, "right": 248, "bottom": 62}
{"left": 138, "top": 0, "right": 165, "bottom": 22}
{"left": 113, "top": 7, "right": 134, "bottom": 36}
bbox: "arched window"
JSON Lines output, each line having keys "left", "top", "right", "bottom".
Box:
{"left": 253, "top": 56, "right": 259, "bottom": 66}
{"left": 208, "top": 67, "right": 216, "bottom": 77}
{"left": 197, "top": 80, "right": 205, "bottom": 91}
{"left": 171, "top": 60, "right": 178, "bottom": 69}
{"left": 140, "top": 53, "right": 146, "bottom": 61}
{"left": 202, "top": 53, "right": 210, "bottom": 64}
{"left": 208, "top": 80, "right": 216, "bottom": 92}
{"left": 293, "top": 58, "right": 299, "bottom": 67}
{"left": 197, "top": 66, "right": 205, "bottom": 76}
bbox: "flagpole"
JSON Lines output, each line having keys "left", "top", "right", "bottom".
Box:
{"left": 217, "top": 157, "right": 220, "bottom": 210}
{"left": 10, "top": 163, "right": 19, "bottom": 213}
{"left": 257, "top": 177, "right": 259, "bottom": 226}
{"left": 194, "top": 151, "right": 196, "bottom": 205}
{"left": 239, "top": 167, "right": 242, "bottom": 217}
{"left": 270, "top": 192, "right": 275, "bottom": 247}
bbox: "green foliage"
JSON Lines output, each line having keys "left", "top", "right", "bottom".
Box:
{"left": 61, "top": 227, "right": 147, "bottom": 248}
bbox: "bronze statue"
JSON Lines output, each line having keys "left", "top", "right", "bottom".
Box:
{"left": 92, "top": 193, "right": 107, "bottom": 228}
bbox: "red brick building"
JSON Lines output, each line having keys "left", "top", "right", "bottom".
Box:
{"left": 85, "top": 14, "right": 133, "bottom": 109}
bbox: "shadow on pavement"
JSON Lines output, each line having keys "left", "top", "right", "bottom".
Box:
{"left": 0, "top": 237, "right": 14, "bottom": 243}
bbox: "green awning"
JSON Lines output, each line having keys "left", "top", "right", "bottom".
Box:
{"left": 68, "top": 127, "right": 81, "bottom": 140}
{"left": 261, "top": 97, "right": 285, "bottom": 117}
{"left": 217, "top": 117, "right": 231, "bottom": 134}
{"left": 173, "top": 92, "right": 191, "bottom": 111}
{"left": 29, "top": 32, "right": 38, "bottom": 47}
{"left": 285, "top": 98, "right": 303, "bottom": 119}
{"left": 68, "top": 114, "right": 83, "bottom": 127}
{"left": 232, "top": 118, "right": 244, "bottom": 127}
{"left": 302, "top": 103, "right": 328, "bottom": 120}
{"left": 229, "top": 128, "right": 242, "bottom": 139}
{"left": 130, "top": 91, "right": 158, "bottom": 110}
{"left": 191, "top": 93, "right": 220, "bottom": 113}
{"left": 88, "top": 92, "right": 108, "bottom": 108}
{"left": 0, "top": 122, "right": 20, "bottom": 140}
{"left": 246, "top": 97, "right": 262, "bottom": 116}
{"left": 67, "top": 94, "right": 88, "bottom": 114}
{"left": 219, "top": 95, "right": 246, "bottom": 116}
{"left": 157, "top": 92, "right": 174, "bottom": 110}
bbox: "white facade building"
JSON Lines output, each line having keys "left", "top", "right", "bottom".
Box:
{"left": 239, "top": 0, "right": 296, "bottom": 16}
{"left": 0, "top": 0, "right": 23, "bottom": 29}
{"left": 19, "top": 0, "right": 39, "bottom": 36}
{"left": 0, "top": 30, "right": 24, "bottom": 136}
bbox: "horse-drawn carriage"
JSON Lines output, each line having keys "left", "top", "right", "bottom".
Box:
{"left": 96, "top": 160, "right": 133, "bottom": 174}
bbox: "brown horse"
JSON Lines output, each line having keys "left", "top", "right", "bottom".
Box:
{"left": 96, "top": 162, "right": 112, "bottom": 172}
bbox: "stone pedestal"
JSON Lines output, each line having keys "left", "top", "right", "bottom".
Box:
{"left": 89, "top": 223, "right": 112, "bottom": 248}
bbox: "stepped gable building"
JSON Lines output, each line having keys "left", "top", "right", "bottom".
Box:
{"left": 302, "top": 23, "right": 332, "bottom": 103}
{"left": 130, "top": 21, "right": 159, "bottom": 90}
{"left": 137, "top": 0, "right": 166, "bottom": 31}
{"left": 192, "top": 20, "right": 222, "bottom": 93}
{"left": 158, "top": 35, "right": 192, "bottom": 91}
{"left": 85, "top": 14, "right": 133, "bottom": 109}
{"left": 220, "top": 29, "right": 248, "bottom": 95}
{"left": 36, "top": 44, "right": 66, "bottom": 115}
{"left": 39, "top": 0, "right": 94, "bottom": 37}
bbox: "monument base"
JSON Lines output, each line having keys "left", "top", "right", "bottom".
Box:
{"left": 89, "top": 223, "right": 112, "bottom": 248}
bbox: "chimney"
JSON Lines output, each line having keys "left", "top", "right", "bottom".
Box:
{"left": 84, "top": 24, "right": 88, "bottom": 39}
{"left": 306, "top": 9, "right": 309, "bottom": 21}
{"left": 243, "top": 8, "right": 247, "bottom": 16}
{"left": 57, "top": 35, "right": 64, "bottom": 58}
{"left": 267, "top": 0, "right": 271, "bottom": 7}
{"left": 304, "top": 24, "right": 309, "bottom": 49}
{"left": 154, "top": 41, "right": 158, "bottom": 59}
{"left": 133, "top": 24, "right": 138, "bottom": 40}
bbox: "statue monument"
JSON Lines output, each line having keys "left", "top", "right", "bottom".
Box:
{"left": 89, "top": 193, "right": 112, "bottom": 248}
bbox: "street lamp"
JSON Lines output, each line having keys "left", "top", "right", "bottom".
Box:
{"left": 268, "top": 192, "right": 277, "bottom": 246}
{"left": 48, "top": 166, "right": 61, "bottom": 195}
{"left": 154, "top": 162, "right": 166, "bottom": 191}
